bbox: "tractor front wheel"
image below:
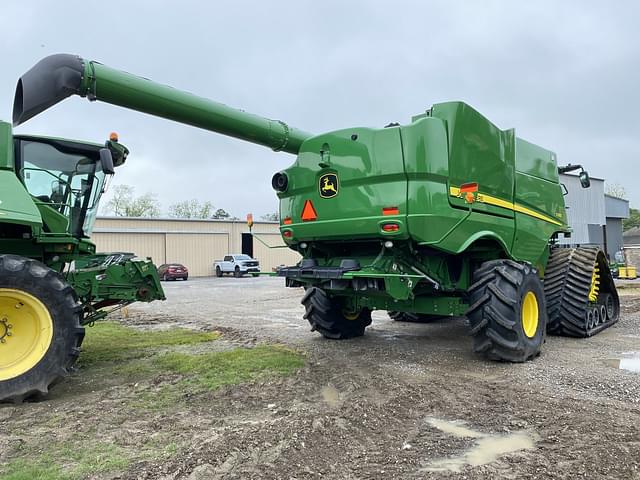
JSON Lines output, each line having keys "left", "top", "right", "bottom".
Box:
{"left": 301, "top": 287, "right": 371, "bottom": 339}
{"left": 0, "top": 255, "right": 84, "bottom": 403}
{"left": 466, "top": 259, "right": 547, "bottom": 362}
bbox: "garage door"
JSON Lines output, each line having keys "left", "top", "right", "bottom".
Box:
{"left": 165, "top": 233, "right": 229, "bottom": 277}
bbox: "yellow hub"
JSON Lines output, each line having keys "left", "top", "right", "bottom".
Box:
{"left": 342, "top": 309, "right": 361, "bottom": 321}
{"left": 588, "top": 265, "right": 600, "bottom": 303}
{"left": 0, "top": 288, "right": 54, "bottom": 381}
{"left": 521, "top": 291, "right": 539, "bottom": 339}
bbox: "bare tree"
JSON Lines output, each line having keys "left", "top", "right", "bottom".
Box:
{"left": 606, "top": 183, "right": 627, "bottom": 199}
{"left": 261, "top": 212, "right": 279, "bottom": 221}
{"left": 168, "top": 199, "right": 215, "bottom": 219}
{"left": 104, "top": 185, "right": 160, "bottom": 217}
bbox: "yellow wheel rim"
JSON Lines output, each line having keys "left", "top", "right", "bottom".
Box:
{"left": 0, "top": 288, "right": 53, "bottom": 381}
{"left": 342, "top": 310, "right": 361, "bottom": 321}
{"left": 521, "top": 291, "right": 539, "bottom": 339}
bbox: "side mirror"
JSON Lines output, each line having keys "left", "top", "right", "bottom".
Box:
{"left": 579, "top": 170, "right": 590, "bottom": 188}
{"left": 99, "top": 148, "right": 115, "bottom": 175}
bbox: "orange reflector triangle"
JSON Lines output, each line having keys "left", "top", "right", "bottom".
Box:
{"left": 301, "top": 200, "right": 318, "bottom": 222}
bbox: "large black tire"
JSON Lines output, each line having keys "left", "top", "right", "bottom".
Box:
{"left": 215, "top": 266, "right": 222, "bottom": 277}
{"left": 544, "top": 247, "right": 619, "bottom": 337}
{"left": 233, "top": 267, "right": 242, "bottom": 278}
{"left": 387, "top": 311, "right": 444, "bottom": 323}
{"left": 0, "top": 255, "right": 84, "bottom": 403}
{"left": 301, "top": 287, "right": 371, "bottom": 339}
{"left": 467, "top": 259, "right": 547, "bottom": 362}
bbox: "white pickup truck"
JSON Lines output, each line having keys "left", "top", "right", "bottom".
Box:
{"left": 214, "top": 254, "right": 260, "bottom": 278}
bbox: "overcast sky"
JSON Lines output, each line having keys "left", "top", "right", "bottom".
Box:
{"left": 1, "top": 1, "right": 638, "bottom": 217}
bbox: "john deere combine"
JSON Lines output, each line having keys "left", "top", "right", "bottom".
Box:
{"left": 8, "top": 54, "right": 619, "bottom": 387}
{"left": 0, "top": 119, "right": 165, "bottom": 402}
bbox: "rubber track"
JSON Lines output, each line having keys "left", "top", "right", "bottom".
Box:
{"left": 544, "top": 247, "right": 619, "bottom": 337}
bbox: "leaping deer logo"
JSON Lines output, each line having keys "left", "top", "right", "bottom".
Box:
{"left": 319, "top": 174, "right": 338, "bottom": 198}
{"left": 322, "top": 177, "right": 337, "bottom": 193}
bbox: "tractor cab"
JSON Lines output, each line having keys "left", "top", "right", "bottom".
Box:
{"left": 14, "top": 134, "right": 127, "bottom": 238}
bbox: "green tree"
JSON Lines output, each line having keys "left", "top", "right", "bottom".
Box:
{"left": 168, "top": 199, "right": 215, "bottom": 219}
{"left": 104, "top": 185, "right": 160, "bottom": 217}
{"left": 212, "top": 208, "right": 231, "bottom": 219}
{"left": 624, "top": 208, "right": 640, "bottom": 231}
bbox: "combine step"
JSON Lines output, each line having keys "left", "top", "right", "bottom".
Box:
{"left": 544, "top": 247, "right": 620, "bottom": 337}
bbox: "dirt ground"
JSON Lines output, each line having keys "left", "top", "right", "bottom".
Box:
{"left": 2, "top": 276, "right": 640, "bottom": 479}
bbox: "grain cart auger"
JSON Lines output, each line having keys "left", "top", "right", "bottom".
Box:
{"left": 0, "top": 124, "right": 165, "bottom": 403}
{"left": 13, "top": 55, "right": 620, "bottom": 366}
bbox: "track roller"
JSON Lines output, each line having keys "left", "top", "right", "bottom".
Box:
{"left": 544, "top": 247, "right": 619, "bottom": 337}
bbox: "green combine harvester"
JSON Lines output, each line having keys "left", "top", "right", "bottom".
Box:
{"left": 3, "top": 54, "right": 619, "bottom": 400}
{"left": 1, "top": 91, "right": 166, "bottom": 402}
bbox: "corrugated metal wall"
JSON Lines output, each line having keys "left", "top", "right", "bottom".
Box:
{"left": 92, "top": 217, "right": 300, "bottom": 276}
{"left": 558, "top": 174, "right": 605, "bottom": 245}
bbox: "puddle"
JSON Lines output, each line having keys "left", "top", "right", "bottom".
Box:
{"left": 321, "top": 385, "right": 340, "bottom": 407}
{"left": 426, "top": 418, "right": 484, "bottom": 439}
{"left": 602, "top": 352, "right": 640, "bottom": 373}
{"left": 422, "top": 418, "right": 536, "bottom": 473}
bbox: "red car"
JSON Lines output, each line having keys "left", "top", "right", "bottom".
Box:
{"left": 158, "top": 263, "right": 188, "bottom": 281}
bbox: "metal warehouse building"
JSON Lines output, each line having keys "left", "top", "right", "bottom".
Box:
{"left": 92, "top": 217, "right": 301, "bottom": 277}
{"left": 558, "top": 173, "right": 629, "bottom": 259}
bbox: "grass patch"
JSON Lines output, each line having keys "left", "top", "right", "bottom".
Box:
{"left": 1, "top": 442, "right": 129, "bottom": 480}
{"left": 132, "top": 345, "right": 305, "bottom": 410}
{"left": 156, "top": 345, "right": 304, "bottom": 391}
{"left": 79, "top": 321, "right": 220, "bottom": 367}
{"left": 76, "top": 322, "right": 304, "bottom": 409}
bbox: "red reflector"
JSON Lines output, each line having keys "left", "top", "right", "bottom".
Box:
{"left": 283, "top": 217, "right": 292, "bottom": 225}
{"left": 301, "top": 200, "right": 317, "bottom": 222}
{"left": 283, "top": 230, "right": 293, "bottom": 238}
{"left": 383, "top": 207, "right": 399, "bottom": 216}
{"left": 460, "top": 182, "right": 478, "bottom": 193}
{"left": 382, "top": 223, "right": 400, "bottom": 232}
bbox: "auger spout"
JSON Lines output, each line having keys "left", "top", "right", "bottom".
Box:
{"left": 13, "top": 54, "right": 311, "bottom": 154}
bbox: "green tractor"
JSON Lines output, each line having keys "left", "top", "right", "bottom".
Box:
{"left": 0, "top": 122, "right": 165, "bottom": 402}
{"left": 9, "top": 54, "right": 619, "bottom": 374}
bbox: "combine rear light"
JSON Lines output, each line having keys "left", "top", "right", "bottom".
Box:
{"left": 381, "top": 223, "right": 400, "bottom": 232}
{"left": 283, "top": 217, "right": 293, "bottom": 225}
{"left": 460, "top": 182, "right": 478, "bottom": 193}
{"left": 383, "top": 207, "right": 399, "bottom": 215}
{"left": 283, "top": 230, "right": 293, "bottom": 238}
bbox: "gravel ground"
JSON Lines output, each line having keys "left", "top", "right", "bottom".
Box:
{"left": 2, "top": 276, "right": 640, "bottom": 479}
